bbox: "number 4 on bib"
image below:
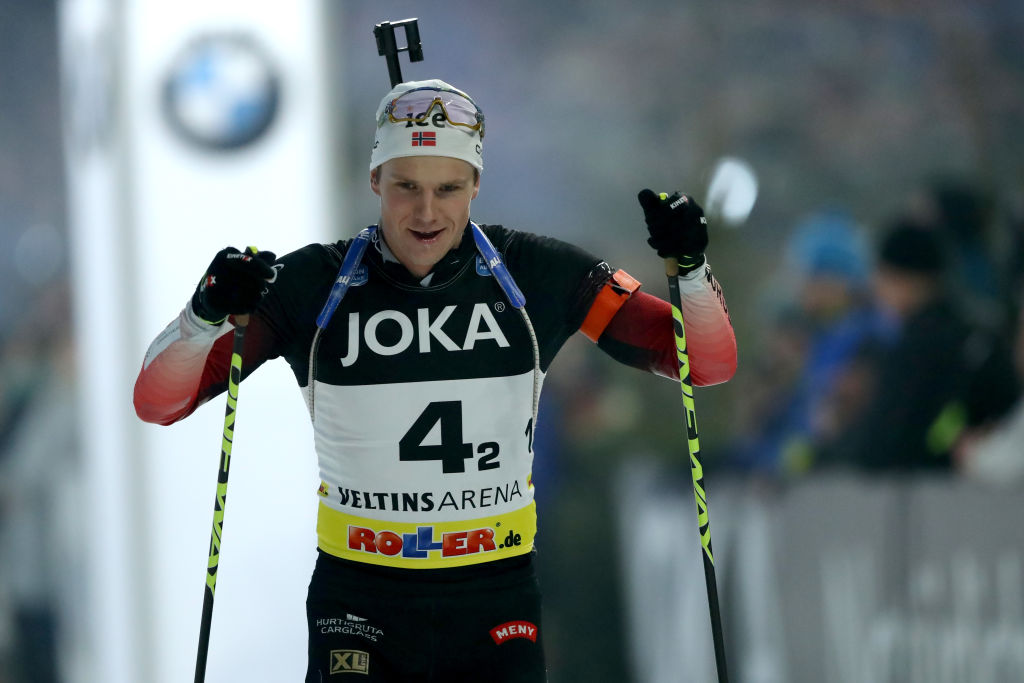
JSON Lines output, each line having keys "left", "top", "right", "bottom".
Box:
{"left": 399, "top": 401, "right": 500, "bottom": 473}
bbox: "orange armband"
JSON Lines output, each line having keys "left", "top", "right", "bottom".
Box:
{"left": 579, "top": 269, "right": 642, "bottom": 342}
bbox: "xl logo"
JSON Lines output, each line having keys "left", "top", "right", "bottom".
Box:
{"left": 330, "top": 649, "right": 369, "bottom": 675}
{"left": 340, "top": 303, "right": 508, "bottom": 367}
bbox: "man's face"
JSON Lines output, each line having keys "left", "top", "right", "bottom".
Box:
{"left": 370, "top": 156, "right": 480, "bottom": 278}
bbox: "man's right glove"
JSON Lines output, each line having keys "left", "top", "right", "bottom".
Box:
{"left": 637, "top": 189, "right": 709, "bottom": 275}
{"left": 191, "top": 246, "right": 278, "bottom": 324}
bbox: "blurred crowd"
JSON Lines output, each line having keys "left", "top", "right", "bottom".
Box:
{"left": 724, "top": 178, "right": 1024, "bottom": 481}
{"left": 0, "top": 287, "right": 79, "bottom": 683}
{"left": 1, "top": 3, "right": 78, "bottom": 681}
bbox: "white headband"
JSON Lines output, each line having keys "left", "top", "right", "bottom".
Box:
{"left": 369, "top": 79, "right": 483, "bottom": 172}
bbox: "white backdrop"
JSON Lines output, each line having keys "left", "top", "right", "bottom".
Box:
{"left": 60, "top": 0, "right": 341, "bottom": 680}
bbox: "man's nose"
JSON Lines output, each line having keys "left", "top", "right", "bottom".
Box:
{"left": 414, "top": 192, "right": 435, "bottom": 222}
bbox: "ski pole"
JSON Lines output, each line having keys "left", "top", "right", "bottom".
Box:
{"left": 194, "top": 312, "right": 249, "bottom": 683}
{"left": 665, "top": 257, "right": 730, "bottom": 683}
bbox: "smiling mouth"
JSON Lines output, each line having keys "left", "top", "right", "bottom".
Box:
{"left": 412, "top": 229, "right": 443, "bottom": 242}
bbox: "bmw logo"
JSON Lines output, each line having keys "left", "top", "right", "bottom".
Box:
{"left": 163, "top": 33, "right": 280, "bottom": 151}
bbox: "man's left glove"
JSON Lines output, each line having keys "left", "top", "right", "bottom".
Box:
{"left": 637, "top": 189, "right": 709, "bottom": 274}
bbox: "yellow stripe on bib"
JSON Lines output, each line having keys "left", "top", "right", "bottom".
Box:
{"left": 317, "top": 501, "right": 536, "bottom": 569}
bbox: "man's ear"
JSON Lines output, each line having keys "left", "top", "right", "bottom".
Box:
{"left": 370, "top": 167, "right": 381, "bottom": 196}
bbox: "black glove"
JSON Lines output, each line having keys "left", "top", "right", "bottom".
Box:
{"left": 637, "top": 189, "right": 709, "bottom": 274}
{"left": 191, "top": 246, "right": 278, "bottom": 324}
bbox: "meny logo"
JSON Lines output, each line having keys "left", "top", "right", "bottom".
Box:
{"left": 490, "top": 620, "right": 538, "bottom": 645}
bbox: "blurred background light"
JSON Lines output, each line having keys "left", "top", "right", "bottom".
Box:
{"left": 705, "top": 156, "right": 759, "bottom": 228}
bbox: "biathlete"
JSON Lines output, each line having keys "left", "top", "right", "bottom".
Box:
{"left": 134, "top": 78, "right": 737, "bottom": 682}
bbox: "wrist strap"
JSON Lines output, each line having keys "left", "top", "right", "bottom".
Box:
{"left": 677, "top": 253, "right": 706, "bottom": 275}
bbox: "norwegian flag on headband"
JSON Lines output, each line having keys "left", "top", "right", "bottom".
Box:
{"left": 411, "top": 131, "right": 436, "bottom": 147}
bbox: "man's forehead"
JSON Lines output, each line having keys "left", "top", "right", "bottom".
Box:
{"left": 382, "top": 158, "right": 476, "bottom": 182}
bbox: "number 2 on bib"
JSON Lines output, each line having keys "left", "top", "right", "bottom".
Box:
{"left": 399, "top": 401, "right": 501, "bottom": 473}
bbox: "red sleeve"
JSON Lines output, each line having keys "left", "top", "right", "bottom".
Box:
{"left": 593, "top": 267, "right": 737, "bottom": 387}
{"left": 133, "top": 309, "right": 278, "bottom": 425}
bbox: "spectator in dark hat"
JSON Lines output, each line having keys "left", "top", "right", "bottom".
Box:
{"left": 823, "top": 219, "right": 1019, "bottom": 471}
{"left": 873, "top": 219, "right": 947, "bottom": 320}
